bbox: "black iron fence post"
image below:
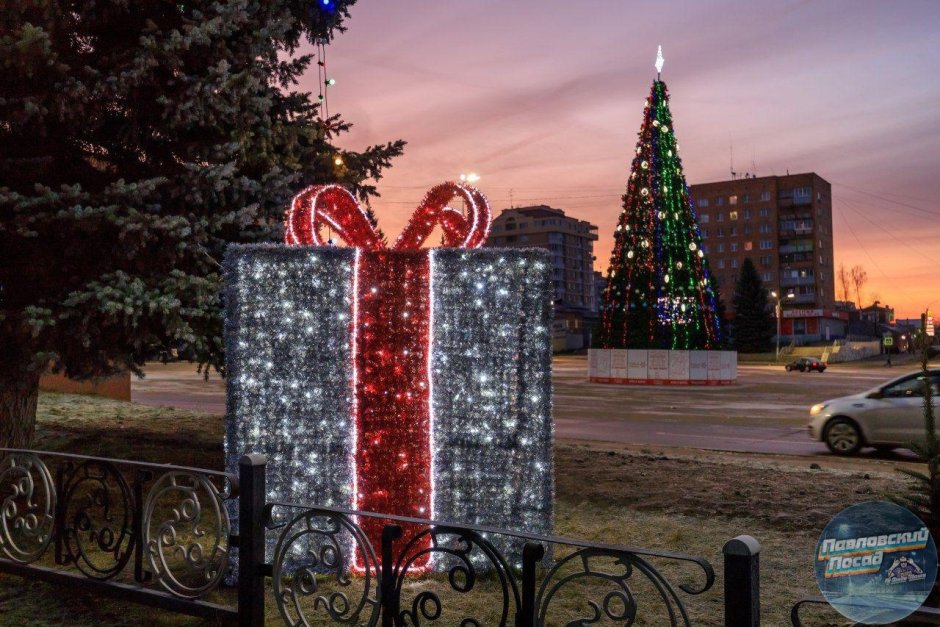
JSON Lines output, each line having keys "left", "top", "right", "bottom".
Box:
{"left": 723, "top": 535, "right": 761, "bottom": 627}
{"left": 381, "top": 524, "right": 404, "bottom": 627}
{"left": 238, "top": 454, "right": 267, "bottom": 627}
{"left": 518, "top": 542, "right": 545, "bottom": 627}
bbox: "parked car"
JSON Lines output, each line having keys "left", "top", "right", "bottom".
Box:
{"left": 808, "top": 369, "right": 940, "bottom": 455}
{"left": 785, "top": 357, "right": 827, "bottom": 372}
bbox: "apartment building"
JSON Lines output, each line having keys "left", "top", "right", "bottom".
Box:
{"left": 689, "top": 173, "right": 846, "bottom": 341}
{"left": 486, "top": 205, "right": 599, "bottom": 349}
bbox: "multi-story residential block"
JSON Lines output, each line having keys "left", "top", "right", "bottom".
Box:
{"left": 689, "top": 173, "right": 845, "bottom": 341}
{"left": 486, "top": 205, "right": 598, "bottom": 349}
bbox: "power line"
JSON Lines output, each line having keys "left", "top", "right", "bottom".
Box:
{"left": 832, "top": 181, "right": 940, "bottom": 219}
{"left": 833, "top": 203, "right": 888, "bottom": 280}
{"left": 836, "top": 197, "right": 940, "bottom": 265}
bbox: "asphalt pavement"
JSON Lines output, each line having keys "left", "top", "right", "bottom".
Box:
{"left": 132, "top": 354, "right": 926, "bottom": 462}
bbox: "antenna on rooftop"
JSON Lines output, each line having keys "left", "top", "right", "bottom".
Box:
{"left": 729, "top": 135, "right": 737, "bottom": 180}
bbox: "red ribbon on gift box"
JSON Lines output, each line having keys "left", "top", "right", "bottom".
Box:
{"left": 285, "top": 182, "right": 491, "bottom": 569}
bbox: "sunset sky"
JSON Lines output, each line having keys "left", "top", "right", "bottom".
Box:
{"left": 311, "top": 0, "right": 940, "bottom": 318}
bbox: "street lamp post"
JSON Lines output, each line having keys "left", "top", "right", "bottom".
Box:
{"left": 771, "top": 291, "right": 782, "bottom": 360}
{"left": 771, "top": 290, "right": 795, "bottom": 361}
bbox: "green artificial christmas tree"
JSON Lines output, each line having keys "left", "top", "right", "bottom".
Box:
{"left": 731, "top": 258, "right": 774, "bottom": 353}
{"left": 597, "top": 51, "right": 721, "bottom": 351}
{"left": 0, "top": 0, "right": 404, "bottom": 446}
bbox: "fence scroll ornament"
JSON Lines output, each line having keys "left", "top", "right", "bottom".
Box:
{"left": 272, "top": 508, "right": 381, "bottom": 625}
{"left": 143, "top": 470, "right": 232, "bottom": 599}
{"left": 0, "top": 452, "right": 55, "bottom": 563}
{"left": 60, "top": 459, "right": 134, "bottom": 579}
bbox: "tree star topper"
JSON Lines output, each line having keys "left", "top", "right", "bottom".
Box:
{"left": 655, "top": 45, "right": 665, "bottom": 78}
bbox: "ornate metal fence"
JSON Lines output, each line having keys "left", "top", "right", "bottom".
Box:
{"left": 0, "top": 448, "right": 236, "bottom": 621}
{"left": 0, "top": 449, "right": 761, "bottom": 626}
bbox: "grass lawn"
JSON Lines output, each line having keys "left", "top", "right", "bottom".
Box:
{"left": 0, "top": 391, "right": 911, "bottom": 625}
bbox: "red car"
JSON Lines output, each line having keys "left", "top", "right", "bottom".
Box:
{"left": 786, "top": 357, "right": 827, "bottom": 372}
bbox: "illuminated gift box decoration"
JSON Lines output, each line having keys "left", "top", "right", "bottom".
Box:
{"left": 224, "top": 182, "right": 554, "bottom": 565}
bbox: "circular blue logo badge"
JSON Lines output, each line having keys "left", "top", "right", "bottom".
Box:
{"left": 815, "top": 501, "right": 938, "bottom": 624}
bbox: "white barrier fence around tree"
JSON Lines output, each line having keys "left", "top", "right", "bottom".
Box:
{"left": 588, "top": 349, "right": 738, "bottom": 385}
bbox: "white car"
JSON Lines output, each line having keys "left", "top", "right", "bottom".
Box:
{"left": 808, "top": 369, "right": 940, "bottom": 455}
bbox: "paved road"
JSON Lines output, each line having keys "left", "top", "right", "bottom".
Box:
{"left": 553, "top": 355, "right": 921, "bottom": 460}
{"left": 133, "top": 355, "right": 925, "bottom": 461}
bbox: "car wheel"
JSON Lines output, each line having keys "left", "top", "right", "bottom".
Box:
{"left": 824, "top": 418, "right": 863, "bottom": 456}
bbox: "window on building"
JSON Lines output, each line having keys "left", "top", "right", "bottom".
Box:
{"left": 730, "top": 210, "right": 739, "bottom": 220}
{"left": 762, "top": 272, "right": 772, "bottom": 282}
{"left": 717, "top": 243, "right": 724, "bottom": 253}
{"left": 743, "top": 209, "right": 752, "bottom": 219}
{"left": 716, "top": 213, "right": 724, "bottom": 222}
{"left": 743, "top": 194, "right": 751, "bottom": 203}
{"left": 505, "top": 221, "right": 517, "bottom": 230}
{"left": 699, "top": 214, "right": 710, "bottom": 223}
{"left": 729, "top": 227, "right": 737, "bottom": 236}
{"left": 730, "top": 242, "right": 738, "bottom": 252}
{"left": 759, "top": 207, "right": 770, "bottom": 217}
{"left": 759, "top": 255, "right": 771, "bottom": 265}
{"left": 760, "top": 223, "right": 771, "bottom": 234}
{"left": 731, "top": 258, "right": 739, "bottom": 269}
{"left": 760, "top": 240, "right": 773, "bottom": 250}
{"left": 518, "top": 222, "right": 528, "bottom": 229}
{"left": 744, "top": 241, "right": 753, "bottom": 251}
{"left": 744, "top": 224, "right": 752, "bottom": 234}
{"left": 760, "top": 191, "right": 770, "bottom": 202}
{"left": 716, "top": 197, "right": 724, "bottom": 206}
{"left": 701, "top": 228, "right": 709, "bottom": 239}
{"left": 793, "top": 186, "right": 812, "bottom": 200}
{"left": 717, "top": 226, "right": 724, "bottom": 237}
{"left": 698, "top": 198, "right": 709, "bottom": 208}
{"left": 718, "top": 259, "right": 725, "bottom": 269}
{"left": 702, "top": 245, "right": 710, "bottom": 254}
{"left": 729, "top": 195, "right": 738, "bottom": 205}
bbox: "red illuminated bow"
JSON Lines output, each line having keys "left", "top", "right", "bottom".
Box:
{"left": 284, "top": 182, "right": 491, "bottom": 250}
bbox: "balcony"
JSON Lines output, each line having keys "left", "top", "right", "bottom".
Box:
{"left": 780, "top": 275, "right": 815, "bottom": 287}
{"left": 779, "top": 244, "right": 814, "bottom": 254}
{"left": 779, "top": 227, "right": 813, "bottom": 237}
{"left": 786, "top": 293, "right": 817, "bottom": 304}
{"left": 779, "top": 252, "right": 814, "bottom": 264}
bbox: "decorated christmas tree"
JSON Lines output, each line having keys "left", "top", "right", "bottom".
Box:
{"left": 597, "top": 49, "right": 721, "bottom": 351}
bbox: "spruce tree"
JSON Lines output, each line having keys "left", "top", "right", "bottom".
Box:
{"left": 0, "top": 0, "right": 404, "bottom": 446}
{"left": 731, "top": 258, "right": 775, "bottom": 353}
{"left": 597, "top": 78, "right": 721, "bottom": 350}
